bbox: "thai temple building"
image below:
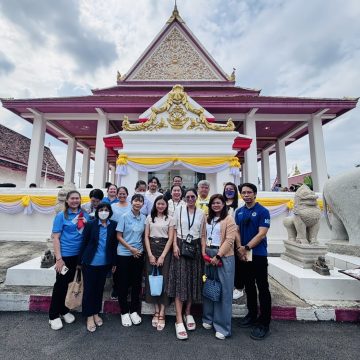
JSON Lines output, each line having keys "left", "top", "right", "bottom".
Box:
{"left": 1, "top": 6, "right": 358, "bottom": 192}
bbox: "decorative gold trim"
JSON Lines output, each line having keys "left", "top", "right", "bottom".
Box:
{"left": 121, "top": 84, "right": 235, "bottom": 131}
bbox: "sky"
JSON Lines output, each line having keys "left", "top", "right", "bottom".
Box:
{"left": 0, "top": 0, "right": 359, "bottom": 186}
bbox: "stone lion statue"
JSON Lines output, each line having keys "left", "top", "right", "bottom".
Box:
{"left": 54, "top": 183, "right": 76, "bottom": 214}
{"left": 283, "top": 184, "right": 322, "bottom": 244}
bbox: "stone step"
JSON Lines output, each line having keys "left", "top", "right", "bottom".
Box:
{"left": 325, "top": 252, "right": 360, "bottom": 270}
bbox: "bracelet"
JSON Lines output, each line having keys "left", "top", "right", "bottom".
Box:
{"left": 56, "top": 258, "right": 62, "bottom": 262}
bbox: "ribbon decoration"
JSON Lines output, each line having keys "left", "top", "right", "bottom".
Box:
{"left": 0, "top": 195, "right": 90, "bottom": 215}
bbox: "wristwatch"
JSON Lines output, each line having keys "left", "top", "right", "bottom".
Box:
{"left": 244, "top": 245, "right": 251, "bottom": 251}
{"left": 215, "top": 254, "right": 221, "bottom": 260}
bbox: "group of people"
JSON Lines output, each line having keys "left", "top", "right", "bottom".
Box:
{"left": 48, "top": 175, "right": 272, "bottom": 341}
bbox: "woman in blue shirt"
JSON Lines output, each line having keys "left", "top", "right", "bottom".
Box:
{"left": 103, "top": 184, "right": 119, "bottom": 205}
{"left": 79, "top": 202, "right": 118, "bottom": 332}
{"left": 115, "top": 194, "right": 146, "bottom": 327}
{"left": 49, "top": 190, "right": 89, "bottom": 330}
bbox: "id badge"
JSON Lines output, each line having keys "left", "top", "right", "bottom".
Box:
{"left": 206, "top": 238, "right": 212, "bottom": 247}
{"left": 185, "top": 234, "right": 193, "bottom": 243}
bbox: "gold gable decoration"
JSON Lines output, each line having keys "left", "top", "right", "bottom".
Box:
{"left": 130, "top": 27, "right": 222, "bottom": 81}
{"left": 122, "top": 85, "right": 235, "bottom": 132}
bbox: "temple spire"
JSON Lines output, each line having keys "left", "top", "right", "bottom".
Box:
{"left": 167, "top": 0, "right": 184, "bottom": 23}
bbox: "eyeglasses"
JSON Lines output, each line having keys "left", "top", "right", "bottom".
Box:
{"left": 185, "top": 195, "right": 196, "bottom": 200}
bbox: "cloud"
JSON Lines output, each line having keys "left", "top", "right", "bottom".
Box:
{"left": 0, "top": 0, "right": 359, "bottom": 184}
{"left": 0, "top": 0, "right": 117, "bottom": 73}
{"left": 0, "top": 51, "right": 15, "bottom": 76}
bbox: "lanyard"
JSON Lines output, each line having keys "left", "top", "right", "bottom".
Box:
{"left": 187, "top": 207, "right": 196, "bottom": 231}
{"left": 208, "top": 218, "right": 219, "bottom": 240}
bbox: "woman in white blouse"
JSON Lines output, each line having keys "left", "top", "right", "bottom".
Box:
{"left": 144, "top": 195, "right": 174, "bottom": 331}
{"left": 166, "top": 188, "right": 205, "bottom": 340}
{"left": 168, "top": 185, "right": 185, "bottom": 217}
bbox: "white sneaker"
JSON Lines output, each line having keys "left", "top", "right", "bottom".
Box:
{"left": 202, "top": 322, "right": 212, "bottom": 330}
{"left": 215, "top": 331, "right": 226, "bottom": 340}
{"left": 130, "top": 312, "right": 142, "bottom": 325}
{"left": 49, "top": 318, "right": 63, "bottom": 330}
{"left": 121, "top": 313, "right": 132, "bottom": 327}
{"left": 61, "top": 312, "right": 75, "bottom": 324}
{"left": 233, "top": 289, "right": 244, "bottom": 300}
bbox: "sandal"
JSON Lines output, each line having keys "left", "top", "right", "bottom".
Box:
{"left": 175, "top": 322, "right": 188, "bottom": 340}
{"left": 94, "top": 315, "right": 103, "bottom": 327}
{"left": 183, "top": 314, "right": 196, "bottom": 331}
{"left": 87, "top": 320, "right": 97, "bottom": 333}
{"left": 152, "top": 312, "right": 159, "bottom": 327}
{"left": 157, "top": 316, "right": 165, "bottom": 331}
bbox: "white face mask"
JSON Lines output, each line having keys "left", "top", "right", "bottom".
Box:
{"left": 98, "top": 211, "right": 109, "bottom": 220}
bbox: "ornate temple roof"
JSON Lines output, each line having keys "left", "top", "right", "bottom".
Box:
{"left": 0, "top": 6, "right": 358, "bottom": 165}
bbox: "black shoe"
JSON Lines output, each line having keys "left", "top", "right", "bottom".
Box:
{"left": 250, "top": 324, "right": 270, "bottom": 340}
{"left": 239, "top": 314, "right": 257, "bottom": 328}
{"left": 110, "top": 289, "right": 118, "bottom": 300}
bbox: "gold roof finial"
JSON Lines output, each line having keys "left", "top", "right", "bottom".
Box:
{"left": 167, "top": 0, "right": 184, "bottom": 23}
{"left": 228, "top": 67, "right": 236, "bottom": 81}
{"left": 117, "top": 70, "right": 121, "bottom": 82}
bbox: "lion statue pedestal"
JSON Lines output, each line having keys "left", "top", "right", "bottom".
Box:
{"left": 282, "top": 184, "right": 330, "bottom": 269}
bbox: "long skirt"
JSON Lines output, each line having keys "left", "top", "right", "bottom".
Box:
{"left": 145, "top": 237, "right": 171, "bottom": 306}
{"left": 166, "top": 238, "right": 203, "bottom": 303}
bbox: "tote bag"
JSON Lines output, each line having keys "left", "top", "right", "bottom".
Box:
{"left": 65, "top": 268, "right": 83, "bottom": 310}
{"left": 148, "top": 266, "right": 163, "bottom": 296}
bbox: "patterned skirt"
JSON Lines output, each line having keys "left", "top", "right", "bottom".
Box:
{"left": 145, "top": 237, "right": 171, "bottom": 306}
{"left": 166, "top": 238, "right": 203, "bottom": 303}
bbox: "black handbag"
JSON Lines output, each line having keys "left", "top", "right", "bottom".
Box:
{"left": 181, "top": 240, "right": 196, "bottom": 259}
{"left": 203, "top": 266, "right": 222, "bottom": 302}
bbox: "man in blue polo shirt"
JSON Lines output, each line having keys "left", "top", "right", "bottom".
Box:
{"left": 235, "top": 182, "right": 271, "bottom": 340}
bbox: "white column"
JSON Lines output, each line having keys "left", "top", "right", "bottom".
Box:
{"left": 81, "top": 148, "right": 91, "bottom": 187}
{"left": 241, "top": 162, "right": 246, "bottom": 184}
{"left": 261, "top": 150, "right": 271, "bottom": 191}
{"left": 64, "top": 138, "right": 77, "bottom": 184}
{"left": 93, "top": 110, "right": 109, "bottom": 188}
{"left": 275, "top": 139, "right": 288, "bottom": 188}
{"left": 243, "top": 109, "right": 258, "bottom": 185}
{"left": 308, "top": 115, "right": 328, "bottom": 192}
{"left": 25, "top": 113, "right": 46, "bottom": 187}
{"left": 110, "top": 165, "right": 116, "bottom": 184}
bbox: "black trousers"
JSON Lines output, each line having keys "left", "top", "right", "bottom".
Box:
{"left": 82, "top": 264, "right": 111, "bottom": 317}
{"left": 240, "top": 255, "right": 272, "bottom": 326}
{"left": 234, "top": 253, "right": 244, "bottom": 290}
{"left": 115, "top": 254, "right": 144, "bottom": 314}
{"left": 49, "top": 255, "right": 78, "bottom": 320}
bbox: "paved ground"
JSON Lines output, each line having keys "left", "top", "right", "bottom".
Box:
{"left": 0, "top": 313, "right": 359, "bottom": 360}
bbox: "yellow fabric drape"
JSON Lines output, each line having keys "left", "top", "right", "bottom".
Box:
{"left": 257, "top": 198, "right": 323, "bottom": 210}
{"left": 0, "top": 195, "right": 90, "bottom": 207}
{"left": 123, "top": 156, "right": 239, "bottom": 167}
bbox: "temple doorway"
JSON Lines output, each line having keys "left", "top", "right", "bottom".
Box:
{"left": 148, "top": 170, "right": 205, "bottom": 192}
